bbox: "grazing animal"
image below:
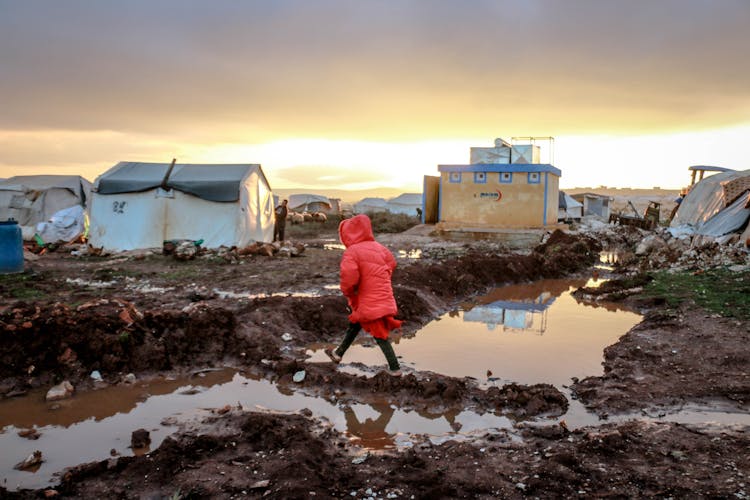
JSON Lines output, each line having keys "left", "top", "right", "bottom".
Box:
{"left": 289, "top": 211, "right": 305, "bottom": 225}
{"left": 312, "top": 212, "right": 328, "bottom": 223}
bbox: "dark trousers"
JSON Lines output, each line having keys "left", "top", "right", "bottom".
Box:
{"left": 335, "top": 322, "right": 400, "bottom": 371}
{"left": 273, "top": 221, "right": 285, "bottom": 242}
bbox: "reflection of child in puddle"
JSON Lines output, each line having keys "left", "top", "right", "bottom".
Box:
{"left": 326, "top": 214, "right": 402, "bottom": 376}
{"left": 343, "top": 403, "right": 395, "bottom": 446}
{"left": 343, "top": 403, "right": 463, "bottom": 446}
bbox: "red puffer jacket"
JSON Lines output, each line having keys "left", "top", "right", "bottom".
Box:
{"left": 339, "top": 214, "right": 398, "bottom": 332}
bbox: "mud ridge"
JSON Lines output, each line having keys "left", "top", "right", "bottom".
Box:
{"left": 8, "top": 410, "right": 748, "bottom": 499}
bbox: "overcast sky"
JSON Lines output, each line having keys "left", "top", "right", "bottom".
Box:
{"left": 1, "top": 0, "right": 749, "bottom": 189}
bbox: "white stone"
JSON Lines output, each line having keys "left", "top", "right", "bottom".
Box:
{"left": 46, "top": 381, "right": 74, "bottom": 401}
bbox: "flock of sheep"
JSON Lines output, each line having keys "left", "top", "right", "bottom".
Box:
{"left": 286, "top": 210, "right": 328, "bottom": 224}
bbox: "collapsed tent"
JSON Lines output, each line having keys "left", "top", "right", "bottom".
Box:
{"left": 89, "top": 162, "right": 274, "bottom": 251}
{"left": 670, "top": 169, "right": 750, "bottom": 241}
{"left": 286, "top": 193, "right": 332, "bottom": 213}
{"left": 36, "top": 205, "right": 87, "bottom": 244}
{"left": 0, "top": 175, "right": 91, "bottom": 240}
{"left": 386, "top": 193, "right": 422, "bottom": 215}
{"left": 558, "top": 191, "right": 583, "bottom": 221}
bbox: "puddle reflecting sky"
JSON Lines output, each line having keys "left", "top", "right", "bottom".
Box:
{"left": 312, "top": 278, "right": 640, "bottom": 387}
{"left": 0, "top": 369, "right": 509, "bottom": 490}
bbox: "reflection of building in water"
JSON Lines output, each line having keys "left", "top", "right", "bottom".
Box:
{"left": 462, "top": 291, "right": 554, "bottom": 333}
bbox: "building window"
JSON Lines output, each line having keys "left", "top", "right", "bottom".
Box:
{"left": 474, "top": 172, "right": 487, "bottom": 184}
{"left": 527, "top": 172, "right": 540, "bottom": 184}
{"left": 449, "top": 172, "right": 462, "bottom": 183}
{"left": 499, "top": 172, "right": 513, "bottom": 184}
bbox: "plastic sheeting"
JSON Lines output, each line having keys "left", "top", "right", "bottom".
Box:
{"left": 354, "top": 197, "right": 388, "bottom": 214}
{"left": 0, "top": 175, "right": 91, "bottom": 239}
{"left": 35, "top": 205, "right": 86, "bottom": 244}
{"left": 386, "top": 193, "right": 422, "bottom": 215}
{"left": 287, "top": 194, "right": 332, "bottom": 212}
{"left": 96, "top": 162, "right": 265, "bottom": 202}
{"left": 89, "top": 167, "right": 274, "bottom": 250}
{"left": 671, "top": 169, "right": 750, "bottom": 228}
{"left": 697, "top": 192, "right": 750, "bottom": 237}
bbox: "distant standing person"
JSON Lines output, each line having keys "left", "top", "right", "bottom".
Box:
{"left": 326, "top": 214, "right": 403, "bottom": 376}
{"left": 274, "top": 199, "right": 288, "bottom": 242}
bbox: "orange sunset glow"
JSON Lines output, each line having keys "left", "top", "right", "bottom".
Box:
{"left": 1, "top": 1, "right": 749, "bottom": 192}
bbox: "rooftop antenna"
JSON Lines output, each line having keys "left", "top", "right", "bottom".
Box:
{"left": 511, "top": 137, "right": 555, "bottom": 164}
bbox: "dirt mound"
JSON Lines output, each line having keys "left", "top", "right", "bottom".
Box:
{"left": 572, "top": 306, "right": 750, "bottom": 414}
{"left": 18, "top": 411, "right": 747, "bottom": 499}
{"left": 0, "top": 300, "right": 237, "bottom": 395}
{"left": 269, "top": 360, "right": 567, "bottom": 418}
{"left": 395, "top": 230, "right": 601, "bottom": 298}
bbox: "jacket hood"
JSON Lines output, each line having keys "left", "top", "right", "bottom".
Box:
{"left": 339, "top": 214, "right": 375, "bottom": 248}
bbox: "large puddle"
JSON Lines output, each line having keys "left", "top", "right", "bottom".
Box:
{"left": 4, "top": 277, "right": 750, "bottom": 490}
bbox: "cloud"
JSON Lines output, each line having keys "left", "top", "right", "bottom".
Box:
{"left": 273, "top": 165, "right": 386, "bottom": 188}
{"left": 1, "top": 0, "right": 749, "bottom": 140}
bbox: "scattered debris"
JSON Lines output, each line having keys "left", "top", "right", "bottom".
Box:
{"left": 130, "top": 429, "right": 151, "bottom": 449}
{"left": 45, "top": 381, "right": 74, "bottom": 401}
{"left": 17, "top": 428, "right": 41, "bottom": 440}
{"left": 15, "top": 451, "right": 43, "bottom": 471}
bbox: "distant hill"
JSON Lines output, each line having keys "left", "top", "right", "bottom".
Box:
{"left": 272, "top": 187, "right": 407, "bottom": 203}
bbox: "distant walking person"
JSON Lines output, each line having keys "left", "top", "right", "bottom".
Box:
{"left": 273, "top": 199, "right": 288, "bottom": 242}
{"left": 326, "top": 214, "right": 403, "bottom": 376}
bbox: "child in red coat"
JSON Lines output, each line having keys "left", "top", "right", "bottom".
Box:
{"left": 326, "top": 214, "right": 402, "bottom": 375}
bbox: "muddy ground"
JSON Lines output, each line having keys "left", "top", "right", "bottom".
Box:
{"left": 1, "top": 227, "right": 749, "bottom": 498}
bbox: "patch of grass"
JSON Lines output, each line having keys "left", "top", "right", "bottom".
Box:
{"left": 161, "top": 265, "right": 204, "bottom": 280}
{"left": 285, "top": 217, "right": 341, "bottom": 239}
{"left": 642, "top": 268, "right": 750, "bottom": 320}
{"left": 285, "top": 211, "right": 421, "bottom": 239}
{"left": 118, "top": 331, "right": 131, "bottom": 344}
{"left": 91, "top": 267, "right": 145, "bottom": 281}
{"left": 367, "top": 211, "right": 420, "bottom": 234}
{"left": 0, "top": 273, "right": 48, "bottom": 300}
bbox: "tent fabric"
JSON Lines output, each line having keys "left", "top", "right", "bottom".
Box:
{"left": 386, "top": 193, "right": 422, "bottom": 215}
{"left": 697, "top": 191, "right": 750, "bottom": 238}
{"left": 89, "top": 163, "right": 274, "bottom": 250}
{"left": 287, "top": 193, "right": 332, "bottom": 212}
{"left": 96, "top": 162, "right": 263, "bottom": 202}
{"left": 354, "top": 197, "right": 388, "bottom": 214}
{"left": 0, "top": 175, "right": 91, "bottom": 239}
{"left": 671, "top": 169, "right": 750, "bottom": 228}
{"left": 35, "top": 205, "right": 86, "bottom": 244}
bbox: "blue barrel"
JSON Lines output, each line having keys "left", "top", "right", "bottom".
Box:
{"left": 0, "top": 219, "right": 24, "bottom": 274}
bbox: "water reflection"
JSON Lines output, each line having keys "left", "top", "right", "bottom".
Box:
{"left": 460, "top": 280, "right": 581, "bottom": 334}
{"left": 321, "top": 279, "right": 641, "bottom": 387}
{"left": 0, "top": 370, "right": 508, "bottom": 490}
{"left": 397, "top": 249, "right": 423, "bottom": 259}
{"left": 0, "top": 370, "right": 235, "bottom": 431}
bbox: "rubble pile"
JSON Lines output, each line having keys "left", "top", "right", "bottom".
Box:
{"left": 617, "top": 229, "right": 749, "bottom": 272}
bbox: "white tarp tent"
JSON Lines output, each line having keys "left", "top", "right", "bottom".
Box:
{"left": 386, "top": 193, "right": 422, "bottom": 215}
{"left": 89, "top": 162, "right": 274, "bottom": 251}
{"left": 354, "top": 197, "right": 388, "bottom": 214}
{"left": 0, "top": 175, "right": 91, "bottom": 240}
{"left": 286, "top": 193, "right": 332, "bottom": 213}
